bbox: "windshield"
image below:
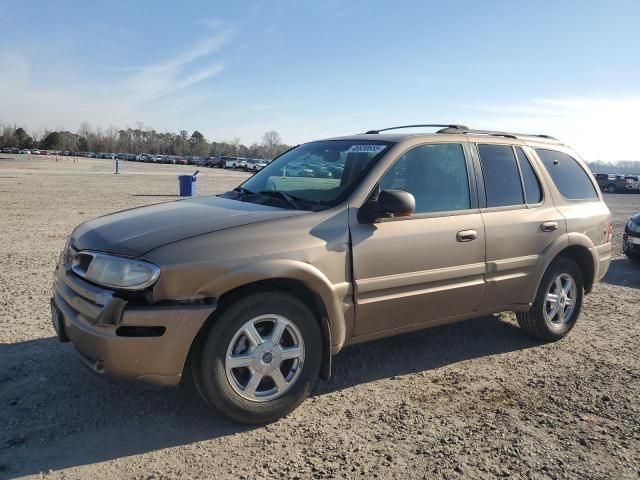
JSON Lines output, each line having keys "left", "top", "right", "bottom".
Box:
{"left": 232, "top": 140, "right": 391, "bottom": 210}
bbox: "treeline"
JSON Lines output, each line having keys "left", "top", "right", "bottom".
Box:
{"left": 0, "top": 123, "right": 291, "bottom": 159}
{"left": 586, "top": 160, "right": 640, "bottom": 174}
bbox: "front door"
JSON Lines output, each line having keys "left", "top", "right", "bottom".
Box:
{"left": 350, "top": 143, "right": 486, "bottom": 337}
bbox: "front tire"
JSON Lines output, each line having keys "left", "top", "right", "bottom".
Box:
{"left": 195, "top": 291, "right": 322, "bottom": 424}
{"left": 516, "top": 257, "right": 584, "bottom": 341}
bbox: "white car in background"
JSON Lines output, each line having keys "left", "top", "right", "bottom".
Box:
{"left": 225, "top": 158, "right": 247, "bottom": 169}
{"left": 246, "top": 159, "right": 268, "bottom": 171}
{"left": 19, "top": 149, "right": 31, "bottom": 154}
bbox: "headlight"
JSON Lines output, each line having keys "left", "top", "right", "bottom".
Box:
{"left": 627, "top": 220, "right": 640, "bottom": 233}
{"left": 71, "top": 251, "right": 160, "bottom": 290}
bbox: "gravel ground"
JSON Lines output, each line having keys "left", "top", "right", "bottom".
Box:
{"left": 0, "top": 155, "right": 638, "bottom": 480}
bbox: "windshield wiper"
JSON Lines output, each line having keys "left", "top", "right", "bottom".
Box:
{"left": 258, "top": 190, "right": 301, "bottom": 210}
{"left": 232, "top": 186, "right": 254, "bottom": 199}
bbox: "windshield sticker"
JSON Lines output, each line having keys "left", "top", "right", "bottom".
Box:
{"left": 346, "top": 144, "right": 387, "bottom": 154}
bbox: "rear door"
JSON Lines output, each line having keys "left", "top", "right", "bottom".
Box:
{"left": 349, "top": 142, "right": 486, "bottom": 337}
{"left": 473, "top": 143, "right": 565, "bottom": 310}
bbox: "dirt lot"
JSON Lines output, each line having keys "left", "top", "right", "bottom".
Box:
{"left": 0, "top": 155, "right": 638, "bottom": 479}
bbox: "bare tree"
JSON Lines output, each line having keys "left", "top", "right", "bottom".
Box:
{"left": 261, "top": 130, "right": 282, "bottom": 159}
{"left": 230, "top": 136, "right": 241, "bottom": 158}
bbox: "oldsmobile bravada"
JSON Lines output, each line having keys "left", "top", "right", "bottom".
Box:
{"left": 51, "top": 125, "right": 613, "bottom": 423}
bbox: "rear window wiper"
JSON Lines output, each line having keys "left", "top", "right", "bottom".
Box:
{"left": 258, "top": 190, "right": 301, "bottom": 210}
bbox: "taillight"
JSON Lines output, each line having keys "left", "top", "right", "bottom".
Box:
{"left": 607, "top": 223, "right": 613, "bottom": 243}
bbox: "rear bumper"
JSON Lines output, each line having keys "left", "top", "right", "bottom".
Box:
{"left": 52, "top": 265, "right": 215, "bottom": 386}
{"left": 593, "top": 242, "right": 613, "bottom": 283}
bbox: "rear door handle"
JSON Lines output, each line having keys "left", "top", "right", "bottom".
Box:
{"left": 540, "top": 221, "right": 559, "bottom": 232}
{"left": 456, "top": 230, "right": 478, "bottom": 242}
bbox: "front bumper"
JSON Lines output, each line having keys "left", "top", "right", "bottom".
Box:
{"left": 52, "top": 264, "right": 215, "bottom": 386}
{"left": 623, "top": 230, "right": 640, "bottom": 255}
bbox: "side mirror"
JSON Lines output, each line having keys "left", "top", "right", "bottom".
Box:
{"left": 359, "top": 189, "right": 416, "bottom": 223}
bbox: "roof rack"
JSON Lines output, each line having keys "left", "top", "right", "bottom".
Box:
{"left": 436, "top": 126, "right": 559, "bottom": 141}
{"left": 364, "top": 124, "right": 469, "bottom": 135}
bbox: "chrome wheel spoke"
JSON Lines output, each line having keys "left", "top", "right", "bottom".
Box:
{"left": 280, "top": 346, "right": 303, "bottom": 361}
{"left": 244, "top": 323, "right": 263, "bottom": 347}
{"left": 270, "top": 369, "right": 288, "bottom": 391}
{"left": 555, "top": 277, "right": 563, "bottom": 295}
{"left": 227, "top": 354, "right": 253, "bottom": 369}
{"left": 562, "top": 278, "right": 573, "bottom": 295}
{"left": 557, "top": 304, "right": 566, "bottom": 323}
{"left": 546, "top": 293, "right": 558, "bottom": 306}
{"left": 565, "top": 296, "right": 574, "bottom": 307}
{"left": 270, "top": 318, "right": 287, "bottom": 345}
{"left": 244, "top": 370, "right": 263, "bottom": 398}
{"left": 547, "top": 305, "right": 559, "bottom": 321}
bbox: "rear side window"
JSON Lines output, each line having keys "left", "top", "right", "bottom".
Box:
{"left": 536, "top": 149, "right": 598, "bottom": 200}
{"left": 477, "top": 144, "right": 524, "bottom": 207}
{"left": 380, "top": 143, "right": 470, "bottom": 214}
{"left": 515, "top": 147, "right": 542, "bottom": 204}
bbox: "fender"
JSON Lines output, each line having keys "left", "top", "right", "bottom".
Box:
{"left": 192, "top": 258, "right": 352, "bottom": 352}
{"left": 525, "top": 232, "right": 597, "bottom": 302}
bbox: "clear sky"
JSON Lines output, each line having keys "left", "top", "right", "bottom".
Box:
{"left": 1, "top": 0, "right": 639, "bottom": 161}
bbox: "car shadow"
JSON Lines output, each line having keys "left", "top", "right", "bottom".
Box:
{"left": 318, "top": 314, "right": 538, "bottom": 395}
{"left": 601, "top": 257, "right": 640, "bottom": 289}
{"left": 0, "top": 315, "right": 537, "bottom": 477}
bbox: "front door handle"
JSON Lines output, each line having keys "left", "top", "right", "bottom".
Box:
{"left": 457, "top": 230, "right": 478, "bottom": 242}
{"left": 540, "top": 221, "right": 559, "bottom": 232}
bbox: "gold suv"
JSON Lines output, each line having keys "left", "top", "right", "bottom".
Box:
{"left": 51, "top": 125, "right": 613, "bottom": 423}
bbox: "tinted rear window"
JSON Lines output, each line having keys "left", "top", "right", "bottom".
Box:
{"left": 515, "top": 147, "right": 542, "bottom": 204}
{"left": 477, "top": 144, "right": 524, "bottom": 207}
{"left": 535, "top": 149, "right": 598, "bottom": 200}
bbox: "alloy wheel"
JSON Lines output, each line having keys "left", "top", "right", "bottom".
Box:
{"left": 544, "top": 273, "right": 577, "bottom": 326}
{"left": 224, "top": 314, "right": 305, "bottom": 402}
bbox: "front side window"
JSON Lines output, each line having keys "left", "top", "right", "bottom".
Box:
{"left": 379, "top": 143, "right": 471, "bottom": 214}
{"left": 536, "top": 149, "right": 598, "bottom": 200}
{"left": 478, "top": 144, "right": 524, "bottom": 207}
{"left": 237, "top": 140, "right": 391, "bottom": 209}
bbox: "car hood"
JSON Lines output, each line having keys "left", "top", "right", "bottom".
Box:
{"left": 71, "top": 195, "right": 307, "bottom": 257}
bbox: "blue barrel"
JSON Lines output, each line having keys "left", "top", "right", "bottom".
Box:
{"left": 179, "top": 174, "right": 197, "bottom": 196}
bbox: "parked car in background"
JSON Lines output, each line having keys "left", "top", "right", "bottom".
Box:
{"left": 246, "top": 159, "right": 268, "bottom": 171}
{"left": 614, "top": 175, "right": 639, "bottom": 192}
{"left": 177, "top": 158, "right": 188, "bottom": 165}
{"left": 622, "top": 175, "right": 639, "bottom": 191}
{"left": 18, "top": 149, "right": 31, "bottom": 154}
{"left": 2, "top": 147, "right": 12, "bottom": 153}
{"left": 225, "top": 157, "right": 246, "bottom": 169}
{"left": 623, "top": 212, "right": 640, "bottom": 261}
{"left": 595, "top": 173, "right": 617, "bottom": 192}
{"left": 204, "top": 157, "right": 223, "bottom": 168}
{"left": 284, "top": 162, "right": 314, "bottom": 177}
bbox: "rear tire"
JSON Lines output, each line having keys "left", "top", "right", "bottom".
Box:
{"left": 516, "top": 257, "right": 584, "bottom": 341}
{"left": 194, "top": 291, "right": 322, "bottom": 424}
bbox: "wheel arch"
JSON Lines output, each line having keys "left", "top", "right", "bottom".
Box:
{"left": 185, "top": 261, "right": 351, "bottom": 381}
{"left": 535, "top": 235, "right": 597, "bottom": 298}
